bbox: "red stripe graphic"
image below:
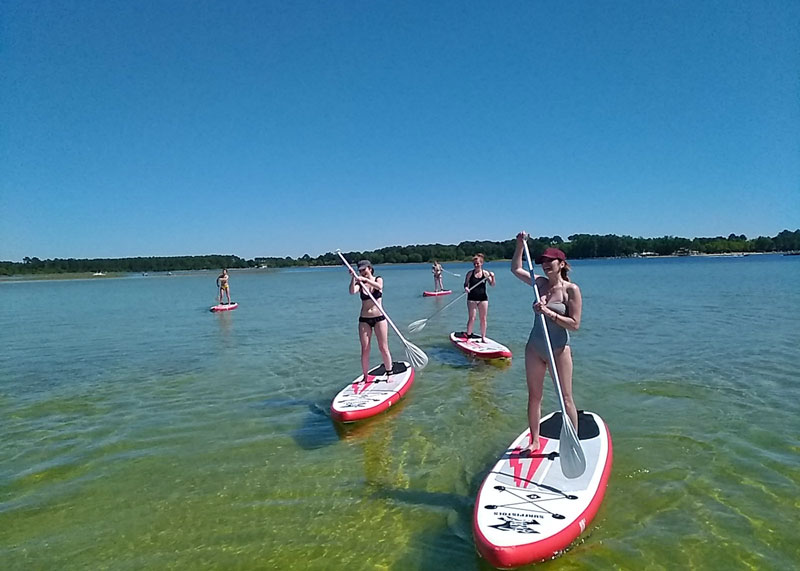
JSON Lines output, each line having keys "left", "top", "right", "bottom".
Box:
{"left": 508, "top": 434, "right": 549, "bottom": 488}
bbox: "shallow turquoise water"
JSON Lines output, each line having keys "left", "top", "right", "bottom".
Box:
{"left": 1, "top": 256, "right": 799, "bottom": 569}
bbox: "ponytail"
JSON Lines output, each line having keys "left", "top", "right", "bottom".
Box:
{"left": 561, "top": 261, "right": 571, "bottom": 282}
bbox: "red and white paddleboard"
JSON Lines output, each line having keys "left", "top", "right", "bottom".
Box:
{"left": 210, "top": 302, "right": 238, "bottom": 312}
{"left": 330, "top": 361, "right": 415, "bottom": 422}
{"left": 450, "top": 332, "right": 512, "bottom": 360}
{"left": 474, "top": 411, "right": 613, "bottom": 568}
{"left": 423, "top": 290, "right": 453, "bottom": 297}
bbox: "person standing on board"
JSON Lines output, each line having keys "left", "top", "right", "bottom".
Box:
{"left": 511, "top": 232, "right": 582, "bottom": 455}
{"left": 217, "top": 269, "right": 232, "bottom": 304}
{"left": 432, "top": 261, "right": 444, "bottom": 292}
{"left": 463, "top": 253, "right": 496, "bottom": 342}
{"left": 350, "top": 260, "right": 394, "bottom": 378}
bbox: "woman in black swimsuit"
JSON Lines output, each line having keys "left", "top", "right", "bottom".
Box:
{"left": 463, "top": 253, "right": 496, "bottom": 342}
{"left": 349, "top": 260, "right": 393, "bottom": 378}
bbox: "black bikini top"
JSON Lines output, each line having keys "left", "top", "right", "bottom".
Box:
{"left": 359, "top": 277, "right": 382, "bottom": 300}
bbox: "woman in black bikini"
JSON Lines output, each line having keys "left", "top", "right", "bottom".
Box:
{"left": 349, "top": 260, "right": 393, "bottom": 379}
{"left": 463, "top": 253, "right": 496, "bottom": 342}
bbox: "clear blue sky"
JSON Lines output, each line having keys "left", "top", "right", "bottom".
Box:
{"left": 2, "top": 1, "right": 798, "bottom": 261}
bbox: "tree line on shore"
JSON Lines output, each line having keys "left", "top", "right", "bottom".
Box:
{"left": 3, "top": 229, "right": 798, "bottom": 275}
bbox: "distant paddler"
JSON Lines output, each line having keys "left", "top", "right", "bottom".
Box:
{"left": 216, "top": 269, "right": 232, "bottom": 304}
{"left": 432, "top": 260, "right": 444, "bottom": 292}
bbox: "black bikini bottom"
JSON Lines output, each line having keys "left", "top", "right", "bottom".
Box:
{"left": 359, "top": 315, "right": 386, "bottom": 328}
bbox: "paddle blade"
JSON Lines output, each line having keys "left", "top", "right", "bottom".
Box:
{"left": 559, "top": 419, "right": 587, "bottom": 479}
{"left": 407, "top": 319, "right": 427, "bottom": 333}
{"left": 405, "top": 341, "right": 429, "bottom": 370}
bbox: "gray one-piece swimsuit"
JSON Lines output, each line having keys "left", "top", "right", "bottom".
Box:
{"left": 526, "top": 301, "right": 569, "bottom": 360}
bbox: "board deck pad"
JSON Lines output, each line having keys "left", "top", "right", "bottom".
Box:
{"left": 450, "top": 332, "right": 512, "bottom": 360}
{"left": 473, "top": 411, "right": 612, "bottom": 568}
{"left": 331, "top": 361, "right": 415, "bottom": 422}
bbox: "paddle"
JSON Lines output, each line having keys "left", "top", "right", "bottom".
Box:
{"left": 335, "top": 250, "right": 429, "bottom": 370}
{"left": 443, "top": 268, "right": 461, "bottom": 277}
{"left": 521, "top": 236, "right": 586, "bottom": 479}
{"left": 408, "top": 277, "right": 488, "bottom": 333}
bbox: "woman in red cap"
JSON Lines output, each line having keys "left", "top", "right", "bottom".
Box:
{"left": 511, "top": 233, "right": 583, "bottom": 455}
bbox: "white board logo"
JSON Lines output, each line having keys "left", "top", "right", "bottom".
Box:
{"left": 488, "top": 514, "right": 540, "bottom": 534}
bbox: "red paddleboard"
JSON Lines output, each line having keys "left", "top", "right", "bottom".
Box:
{"left": 423, "top": 290, "right": 452, "bottom": 297}
{"left": 473, "top": 411, "right": 612, "bottom": 568}
{"left": 330, "top": 361, "right": 415, "bottom": 422}
{"left": 450, "top": 332, "right": 512, "bottom": 360}
{"left": 210, "top": 302, "right": 238, "bottom": 312}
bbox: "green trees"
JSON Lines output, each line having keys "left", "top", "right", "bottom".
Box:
{"left": 2, "top": 230, "right": 798, "bottom": 276}
{"left": 1, "top": 255, "right": 250, "bottom": 275}
{"left": 773, "top": 229, "right": 800, "bottom": 251}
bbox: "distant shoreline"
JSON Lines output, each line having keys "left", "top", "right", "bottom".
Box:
{"left": 4, "top": 229, "right": 797, "bottom": 276}
{"left": 2, "top": 252, "right": 792, "bottom": 283}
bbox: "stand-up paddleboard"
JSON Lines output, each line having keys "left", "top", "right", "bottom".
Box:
{"left": 450, "top": 332, "right": 512, "bottom": 360}
{"left": 210, "top": 302, "right": 238, "bottom": 312}
{"left": 474, "top": 411, "right": 612, "bottom": 568}
{"left": 423, "top": 290, "right": 453, "bottom": 297}
{"left": 331, "top": 361, "right": 414, "bottom": 422}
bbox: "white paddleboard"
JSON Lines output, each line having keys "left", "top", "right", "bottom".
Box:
{"left": 330, "top": 361, "right": 415, "bottom": 422}
{"left": 473, "top": 411, "right": 612, "bottom": 568}
{"left": 210, "top": 302, "right": 238, "bottom": 312}
{"left": 450, "top": 332, "right": 512, "bottom": 360}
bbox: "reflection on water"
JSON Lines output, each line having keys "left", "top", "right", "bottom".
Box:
{"left": 214, "top": 310, "right": 234, "bottom": 337}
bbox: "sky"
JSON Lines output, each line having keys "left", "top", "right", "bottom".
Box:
{"left": 2, "top": 0, "right": 798, "bottom": 261}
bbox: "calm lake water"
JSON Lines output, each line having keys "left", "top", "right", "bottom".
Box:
{"left": 2, "top": 255, "right": 799, "bottom": 569}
